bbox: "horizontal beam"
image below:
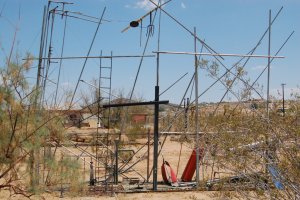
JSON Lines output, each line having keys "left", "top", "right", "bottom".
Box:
{"left": 24, "top": 55, "right": 155, "bottom": 60}
{"left": 153, "top": 51, "right": 284, "bottom": 58}
{"left": 160, "top": 131, "right": 240, "bottom": 135}
{"left": 103, "top": 100, "right": 169, "bottom": 108}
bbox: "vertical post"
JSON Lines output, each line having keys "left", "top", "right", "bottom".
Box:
{"left": 154, "top": 7, "right": 161, "bottom": 189}
{"left": 153, "top": 85, "right": 159, "bottom": 190}
{"left": 281, "top": 83, "right": 286, "bottom": 116}
{"left": 94, "top": 157, "right": 97, "bottom": 184}
{"left": 54, "top": 10, "right": 68, "bottom": 107}
{"left": 186, "top": 98, "right": 190, "bottom": 131}
{"left": 153, "top": 50, "right": 160, "bottom": 190}
{"left": 184, "top": 98, "right": 188, "bottom": 130}
{"left": 60, "top": 153, "right": 64, "bottom": 198}
{"left": 41, "top": 7, "right": 56, "bottom": 105}
{"left": 32, "top": 5, "right": 47, "bottom": 189}
{"left": 266, "top": 10, "right": 272, "bottom": 119}
{"left": 90, "top": 160, "right": 94, "bottom": 186}
{"left": 95, "top": 50, "right": 102, "bottom": 184}
{"left": 114, "top": 140, "right": 119, "bottom": 184}
{"left": 84, "top": 157, "right": 86, "bottom": 180}
{"left": 147, "top": 128, "right": 150, "bottom": 182}
{"left": 265, "top": 9, "right": 272, "bottom": 173}
{"left": 39, "top": 6, "right": 47, "bottom": 185}
{"left": 194, "top": 27, "right": 200, "bottom": 186}
{"left": 36, "top": 6, "right": 47, "bottom": 99}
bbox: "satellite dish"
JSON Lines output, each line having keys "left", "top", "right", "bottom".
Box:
{"left": 130, "top": 21, "right": 139, "bottom": 28}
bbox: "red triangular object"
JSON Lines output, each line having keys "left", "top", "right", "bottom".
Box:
{"left": 161, "top": 160, "right": 178, "bottom": 184}
{"left": 181, "top": 148, "right": 204, "bottom": 182}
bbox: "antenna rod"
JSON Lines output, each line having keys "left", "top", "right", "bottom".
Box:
{"left": 159, "top": 72, "right": 188, "bottom": 96}
{"left": 153, "top": 51, "right": 284, "bottom": 58}
{"left": 148, "top": 0, "right": 224, "bottom": 60}
{"left": 194, "top": 27, "right": 200, "bottom": 187}
{"left": 267, "top": 10, "right": 271, "bottom": 119}
{"left": 26, "top": 55, "right": 155, "bottom": 60}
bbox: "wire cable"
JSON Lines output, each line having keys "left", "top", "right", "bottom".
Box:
{"left": 54, "top": 12, "right": 68, "bottom": 107}
{"left": 69, "top": 7, "right": 106, "bottom": 108}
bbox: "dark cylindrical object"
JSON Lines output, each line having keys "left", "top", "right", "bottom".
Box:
{"left": 153, "top": 86, "right": 159, "bottom": 190}
{"left": 114, "top": 140, "right": 119, "bottom": 184}
{"left": 282, "top": 84, "right": 285, "bottom": 116}
{"left": 89, "top": 161, "right": 95, "bottom": 186}
{"left": 130, "top": 21, "right": 139, "bottom": 27}
{"left": 147, "top": 128, "right": 150, "bottom": 183}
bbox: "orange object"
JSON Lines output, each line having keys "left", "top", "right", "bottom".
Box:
{"left": 181, "top": 148, "right": 204, "bottom": 182}
{"left": 161, "top": 160, "right": 178, "bottom": 184}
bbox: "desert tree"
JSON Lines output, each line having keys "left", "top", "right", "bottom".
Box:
{"left": 196, "top": 59, "right": 300, "bottom": 199}
{"left": 0, "top": 48, "right": 84, "bottom": 198}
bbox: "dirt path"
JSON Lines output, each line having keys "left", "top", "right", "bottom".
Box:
{"left": 1, "top": 189, "right": 225, "bottom": 200}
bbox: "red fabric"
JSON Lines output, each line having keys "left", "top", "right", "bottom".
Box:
{"left": 161, "top": 161, "right": 178, "bottom": 184}
{"left": 181, "top": 148, "right": 204, "bottom": 182}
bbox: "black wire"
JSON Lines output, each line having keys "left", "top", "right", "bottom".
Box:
{"left": 190, "top": 39, "right": 205, "bottom": 100}
{"left": 42, "top": 9, "right": 56, "bottom": 106}
{"left": 39, "top": 2, "right": 50, "bottom": 106}
{"left": 69, "top": 7, "right": 106, "bottom": 108}
{"left": 250, "top": 31, "right": 294, "bottom": 95}
{"left": 129, "top": 9, "right": 158, "bottom": 100}
{"left": 189, "top": 76, "right": 195, "bottom": 101}
{"left": 0, "top": 0, "right": 7, "bottom": 17}
{"left": 209, "top": 7, "right": 284, "bottom": 103}
{"left": 200, "top": 6, "right": 284, "bottom": 118}
{"left": 54, "top": 11, "right": 98, "bottom": 24}
{"left": 159, "top": 72, "right": 188, "bottom": 96}
{"left": 56, "top": 9, "right": 111, "bottom": 22}
{"left": 224, "top": 30, "right": 294, "bottom": 121}
{"left": 118, "top": 5, "right": 158, "bottom": 146}
{"left": 148, "top": 0, "right": 224, "bottom": 60}
{"left": 159, "top": 26, "right": 290, "bottom": 146}
{"left": 171, "top": 6, "right": 283, "bottom": 113}
{"left": 54, "top": 13, "right": 68, "bottom": 107}
{"left": 148, "top": 2, "right": 281, "bottom": 99}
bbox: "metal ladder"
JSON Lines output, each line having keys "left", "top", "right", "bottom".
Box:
{"left": 95, "top": 51, "right": 113, "bottom": 184}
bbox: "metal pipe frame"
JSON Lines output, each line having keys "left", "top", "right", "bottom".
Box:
{"left": 153, "top": 51, "right": 284, "bottom": 59}
{"left": 26, "top": 55, "right": 155, "bottom": 60}
{"left": 102, "top": 100, "right": 169, "bottom": 108}
{"left": 194, "top": 27, "right": 200, "bottom": 187}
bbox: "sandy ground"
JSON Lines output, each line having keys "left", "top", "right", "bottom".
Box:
{"left": 1, "top": 189, "right": 230, "bottom": 200}
{"left": 0, "top": 130, "right": 239, "bottom": 199}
